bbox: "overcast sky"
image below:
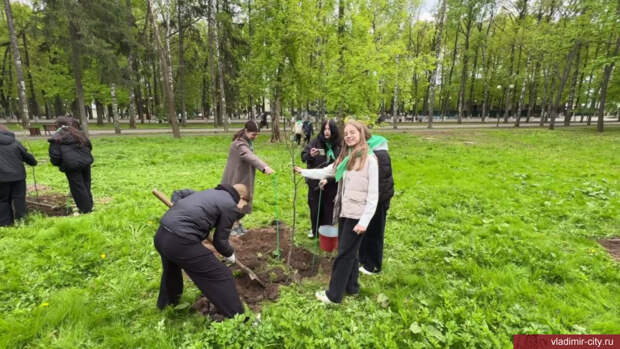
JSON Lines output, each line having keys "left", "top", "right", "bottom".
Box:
{"left": 418, "top": 0, "right": 439, "bottom": 22}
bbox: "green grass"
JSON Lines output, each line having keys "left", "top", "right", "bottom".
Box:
{"left": 0, "top": 127, "right": 618, "bottom": 348}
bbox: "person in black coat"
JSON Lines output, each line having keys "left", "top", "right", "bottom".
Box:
{"left": 301, "top": 119, "right": 341, "bottom": 238}
{"left": 48, "top": 117, "right": 94, "bottom": 213}
{"left": 0, "top": 124, "right": 37, "bottom": 226}
{"left": 359, "top": 139, "right": 394, "bottom": 274}
{"left": 154, "top": 183, "right": 248, "bottom": 319}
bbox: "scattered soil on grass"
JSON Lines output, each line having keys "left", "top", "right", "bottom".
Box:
{"left": 599, "top": 238, "right": 620, "bottom": 262}
{"left": 192, "top": 222, "right": 333, "bottom": 318}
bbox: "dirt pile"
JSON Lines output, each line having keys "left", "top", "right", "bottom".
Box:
{"left": 599, "top": 238, "right": 620, "bottom": 262}
{"left": 192, "top": 223, "right": 333, "bottom": 317}
{"left": 26, "top": 185, "right": 72, "bottom": 216}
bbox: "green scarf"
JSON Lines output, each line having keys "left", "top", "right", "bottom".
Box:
{"left": 335, "top": 135, "right": 387, "bottom": 182}
{"left": 326, "top": 142, "right": 336, "bottom": 162}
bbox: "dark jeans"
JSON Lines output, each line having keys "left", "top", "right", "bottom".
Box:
{"left": 65, "top": 167, "right": 93, "bottom": 213}
{"left": 0, "top": 180, "right": 26, "bottom": 226}
{"left": 154, "top": 226, "right": 244, "bottom": 318}
{"left": 326, "top": 218, "right": 363, "bottom": 303}
{"left": 307, "top": 188, "right": 320, "bottom": 237}
{"left": 295, "top": 134, "right": 302, "bottom": 145}
{"left": 359, "top": 201, "right": 389, "bottom": 273}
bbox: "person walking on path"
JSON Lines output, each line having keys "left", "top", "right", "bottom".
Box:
{"left": 154, "top": 184, "right": 248, "bottom": 319}
{"left": 294, "top": 119, "right": 303, "bottom": 145}
{"left": 359, "top": 134, "right": 394, "bottom": 275}
{"left": 302, "top": 119, "right": 313, "bottom": 145}
{"left": 300, "top": 119, "right": 341, "bottom": 243}
{"left": 0, "top": 124, "right": 37, "bottom": 226}
{"left": 221, "top": 120, "right": 274, "bottom": 234}
{"left": 294, "top": 120, "right": 378, "bottom": 304}
{"left": 48, "top": 117, "right": 94, "bottom": 214}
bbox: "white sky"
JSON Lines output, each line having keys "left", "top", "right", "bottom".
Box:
{"left": 418, "top": 0, "right": 439, "bottom": 22}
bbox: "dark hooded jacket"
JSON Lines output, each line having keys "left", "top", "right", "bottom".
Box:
{"left": 159, "top": 185, "right": 243, "bottom": 257}
{"left": 48, "top": 128, "right": 93, "bottom": 172}
{"left": 0, "top": 130, "right": 37, "bottom": 183}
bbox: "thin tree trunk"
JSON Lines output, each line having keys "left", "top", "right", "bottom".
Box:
{"left": 549, "top": 44, "right": 577, "bottom": 130}
{"left": 597, "top": 34, "right": 620, "bottom": 132}
{"left": 110, "top": 83, "right": 121, "bottom": 134}
{"left": 565, "top": 42, "right": 582, "bottom": 126}
{"left": 213, "top": 0, "right": 228, "bottom": 132}
{"left": 392, "top": 55, "right": 399, "bottom": 129}
{"left": 21, "top": 32, "right": 39, "bottom": 118}
{"left": 457, "top": 4, "right": 474, "bottom": 124}
{"left": 177, "top": 0, "right": 187, "bottom": 126}
{"left": 4, "top": 0, "right": 30, "bottom": 127}
{"left": 95, "top": 99, "right": 104, "bottom": 126}
{"left": 427, "top": 0, "right": 446, "bottom": 128}
{"left": 69, "top": 20, "right": 88, "bottom": 135}
{"left": 148, "top": 0, "right": 180, "bottom": 138}
{"left": 515, "top": 56, "right": 531, "bottom": 127}
{"left": 207, "top": 0, "right": 220, "bottom": 126}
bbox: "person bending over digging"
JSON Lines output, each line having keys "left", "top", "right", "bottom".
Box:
{"left": 221, "top": 120, "right": 274, "bottom": 235}
{"left": 154, "top": 183, "right": 248, "bottom": 319}
{"left": 0, "top": 124, "right": 37, "bottom": 226}
{"left": 48, "top": 117, "right": 94, "bottom": 214}
{"left": 294, "top": 120, "right": 378, "bottom": 304}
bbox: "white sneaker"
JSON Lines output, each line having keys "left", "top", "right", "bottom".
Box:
{"left": 307, "top": 230, "right": 314, "bottom": 238}
{"left": 359, "top": 266, "right": 376, "bottom": 275}
{"left": 315, "top": 290, "right": 335, "bottom": 304}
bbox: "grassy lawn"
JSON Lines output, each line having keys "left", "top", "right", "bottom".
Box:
{"left": 0, "top": 127, "right": 618, "bottom": 348}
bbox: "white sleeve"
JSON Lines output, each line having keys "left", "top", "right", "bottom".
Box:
{"left": 299, "top": 163, "right": 335, "bottom": 180}
{"left": 358, "top": 156, "right": 379, "bottom": 228}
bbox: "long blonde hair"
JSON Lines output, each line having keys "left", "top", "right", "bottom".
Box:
{"left": 333, "top": 120, "right": 371, "bottom": 171}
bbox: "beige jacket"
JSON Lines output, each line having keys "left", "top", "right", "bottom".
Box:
{"left": 221, "top": 136, "right": 267, "bottom": 213}
{"left": 300, "top": 154, "right": 378, "bottom": 228}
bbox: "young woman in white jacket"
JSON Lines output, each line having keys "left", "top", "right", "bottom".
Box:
{"left": 294, "top": 120, "right": 378, "bottom": 304}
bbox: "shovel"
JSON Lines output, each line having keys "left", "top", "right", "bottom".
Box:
{"left": 152, "top": 189, "right": 266, "bottom": 288}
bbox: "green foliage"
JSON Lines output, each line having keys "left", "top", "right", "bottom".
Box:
{"left": 0, "top": 127, "right": 618, "bottom": 347}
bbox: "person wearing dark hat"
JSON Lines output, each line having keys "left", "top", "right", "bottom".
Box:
{"left": 0, "top": 124, "right": 37, "bottom": 226}
{"left": 221, "top": 120, "right": 274, "bottom": 234}
{"left": 154, "top": 183, "right": 249, "bottom": 319}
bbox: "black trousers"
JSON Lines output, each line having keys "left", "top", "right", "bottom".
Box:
{"left": 307, "top": 188, "right": 320, "bottom": 236}
{"left": 359, "top": 201, "right": 389, "bottom": 273}
{"left": 65, "top": 167, "right": 93, "bottom": 213}
{"left": 153, "top": 226, "right": 244, "bottom": 318}
{"left": 0, "top": 180, "right": 26, "bottom": 226}
{"left": 295, "top": 134, "right": 302, "bottom": 145}
{"left": 326, "top": 218, "right": 363, "bottom": 303}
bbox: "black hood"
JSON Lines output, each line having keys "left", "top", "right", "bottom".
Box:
{"left": 0, "top": 130, "right": 15, "bottom": 145}
{"left": 48, "top": 128, "right": 78, "bottom": 145}
{"left": 215, "top": 184, "right": 240, "bottom": 203}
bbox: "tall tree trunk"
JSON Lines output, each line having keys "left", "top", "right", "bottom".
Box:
{"left": 69, "top": 20, "right": 88, "bottom": 135}
{"left": 457, "top": 4, "right": 474, "bottom": 124}
{"left": 201, "top": 59, "right": 209, "bottom": 120}
{"left": 572, "top": 44, "right": 588, "bottom": 122}
{"left": 4, "top": 0, "right": 30, "bottom": 127}
{"left": 597, "top": 34, "right": 620, "bottom": 132}
{"left": 565, "top": 42, "right": 582, "bottom": 126}
{"left": 480, "top": 5, "right": 495, "bottom": 123}
{"left": 207, "top": 0, "right": 220, "bottom": 126}
{"left": 21, "top": 32, "right": 39, "bottom": 118}
{"left": 110, "top": 83, "right": 121, "bottom": 134}
{"left": 440, "top": 29, "right": 459, "bottom": 119}
{"left": 177, "top": 0, "right": 187, "bottom": 126}
{"left": 213, "top": 0, "right": 228, "bottom": 132}
{"left": 427, "top": 0, "right": 446, "bottom": 128}
{"left": 392, "top": 55, "right": 399, "bottom": 129}
{"left": 549, "top": 45, "right": 577, "bottom": 130}
{"left": 336, "top": 0, "right": 346, "bottom": 119}
{"left": 148, "top": 0, "right": 180, "bottom": 138}
{"left": 95, "top": 99, "right": 104, "bottom": 126}
{"left": 515, "top": 56, "right": 531, "bottom": 127}
{"left": 467, "top": 28, "right": 480, "bottom": 118}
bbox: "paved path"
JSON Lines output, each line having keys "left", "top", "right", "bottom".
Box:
{"left": 9, "top": 119, "right": 620, "bottom": 138}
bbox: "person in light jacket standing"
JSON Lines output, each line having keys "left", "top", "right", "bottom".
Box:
{"left": 0, "top": 124, "right": 37, "bottom": 226}
{"left": 221, "top": 120, "right": 274, "bottom": 234}
{"left": 294, "top": 120, "right": 378, "bottom": 304}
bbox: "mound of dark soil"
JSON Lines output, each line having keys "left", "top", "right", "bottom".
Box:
{"left": 192, "top": 223, "right": 333, "bottom": 317}
{"left": 599, "top": 238, "right": 620, "bottom": 262}
{"left": 26, "top": 193, "right": 72, "bottom": 216}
